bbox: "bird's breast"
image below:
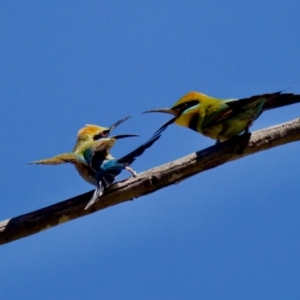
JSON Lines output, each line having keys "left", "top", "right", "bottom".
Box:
{"left": 74, "top": 164, "right": 97, "bottom": 186}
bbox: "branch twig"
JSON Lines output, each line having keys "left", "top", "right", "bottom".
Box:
{"left": 1, "top": 117, "right": 300, "bottom": 245}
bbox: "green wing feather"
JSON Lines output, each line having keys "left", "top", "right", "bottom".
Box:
{"left": 201, "top": 101, "right": 233, "bottom": 129}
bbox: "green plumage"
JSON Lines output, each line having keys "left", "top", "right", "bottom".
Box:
{"left": 145, "top": 90, "right": 300, "bottom": 143}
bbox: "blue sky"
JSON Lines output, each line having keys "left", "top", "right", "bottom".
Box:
{"left": 1, "top": 1, "right": 300, "bottom": 299}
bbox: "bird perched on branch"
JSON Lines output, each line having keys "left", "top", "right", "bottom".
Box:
{"left": 144, "top": 90, "right": 300, "bottom": 143}
{"left": 30, "top": 116, "right": 161, "bottom": 210}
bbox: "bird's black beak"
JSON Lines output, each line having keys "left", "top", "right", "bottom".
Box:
{"left": 143, "top": 99, "right": 200, "bottom": 117}
{"left": 103, "top": 116, "right": 132, "bottom": 137}
{"left": 142, "top": 108, "right": 180, "bottom": 136}
{"left": 110, "top": 134, "right": 140, "bottom": 140}
{"left": 143, "top": 108, "right": 181, "bottom": 117}
{"left": 142, "top": 100, "right": 200, "bottom": 136}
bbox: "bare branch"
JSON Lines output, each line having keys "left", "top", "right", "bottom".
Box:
{"left": 1, "top": 117, "right": 300, "bottom": 245}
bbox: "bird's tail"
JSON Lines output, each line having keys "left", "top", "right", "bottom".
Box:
{"left": 84, "top": 167, "right": 125, "bottom": 210}
{"left": 84, "top": 180, "right": 106, "bottom": 210}
{"left": 225, "top": 91, "right": 300, "bottom": 114}
{"left": 262, "top": 92, "right": 300, "bottom": 111}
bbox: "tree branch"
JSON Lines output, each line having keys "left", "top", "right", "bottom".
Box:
{"left": 1, "top": 117, "right": 300, "bottom": 245}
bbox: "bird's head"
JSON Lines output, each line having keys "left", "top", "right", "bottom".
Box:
{"left": 77, "top": 124, "right": 110, "bottom": 142}
{"left": 77, "top": 116, "right": 132, "bottom": 142}
{"left": 74, "top": 116, "right": 138, "bottom": 151}
{"left": 144, "top": 92, "right": 200, "bottom": 117}
{"left": 143, "top": 92, "right": 202, "bottom": 134}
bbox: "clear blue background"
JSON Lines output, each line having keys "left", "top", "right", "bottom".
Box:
{"left": 1, "top": 1, "right": 300, "bottom": 299}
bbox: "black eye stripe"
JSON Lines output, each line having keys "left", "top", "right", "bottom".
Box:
{"left": 93, "top": 133, "right": 102, "bottom": 140}
{"left": 172, "top": 99, "right": 199, "bottom": 111}
{"left": 93, "top": 130, "right": 109, "bottom": 140}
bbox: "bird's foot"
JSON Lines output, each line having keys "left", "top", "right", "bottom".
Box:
{"left": 243, "top": 127, "right": 250, "bottom": 135}
{"left": 125, "top": 166, "right": 138, "bottom": 177}
{"left": 235, "top": 145, "right": 244, "bottom": 155}
{"left": 235, "top": 131, "right": 251, "bottom": 154}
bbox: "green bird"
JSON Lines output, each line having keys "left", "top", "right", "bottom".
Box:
{"left": 144, "top": 90, "right": 300, "bottom": 143}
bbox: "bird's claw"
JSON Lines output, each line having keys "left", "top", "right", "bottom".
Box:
{"left": 125, "top": 166, "right": 138, "bottom": 177}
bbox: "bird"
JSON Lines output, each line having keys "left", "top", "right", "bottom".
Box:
{"left": 29, "top": 116, "right": 161, "bottom": 210}
{"left": 144, "top": 90, "right": 300, "bottom": 143}
{"left": 30, "top": 133, "right": 160, "bottom": 210}
{"left": 29, "top": 117, "right": 138, "bottom": 193}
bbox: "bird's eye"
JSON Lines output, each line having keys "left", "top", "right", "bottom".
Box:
{"left": 93, "top": 133, "right": 104, "bottom": 140}
{"left": 93, "top": 134, "right": 101, "bottom": 140}
{"left": 94, "top": 130, "right": 110, "bottom": 140}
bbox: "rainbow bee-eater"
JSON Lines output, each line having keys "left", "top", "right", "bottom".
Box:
{"left": 30, "top": 116, "right": 161, "bottom": 210}
{"left": 30, "top": 116, "right": 135, "bottom": 183}
{"left": 144, "top": 91, "right": 300, "bottom": 143}
{"left": 30, "top": 116, "right": 138, "bottom": 190}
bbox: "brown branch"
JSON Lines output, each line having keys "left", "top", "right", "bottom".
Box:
{"left": 1, "top": 117, "right": 300, "bottom": 245}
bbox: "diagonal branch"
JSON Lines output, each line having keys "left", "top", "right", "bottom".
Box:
{"left": 1, "top": 117, "right": 300, "bottom": 245}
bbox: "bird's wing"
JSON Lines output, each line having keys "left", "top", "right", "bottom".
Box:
{"left": 29, "top": 152, "right": 97, "bottom": 176}
{"left": 200, "top": 101, "right": 234, "bottom": 129}
{"left": 201, "top": 93, "right": 275, "bottom": 129}
{"left": 90, "top": 138, "right": 116, "bottom": 153}
{"left": 87, "top": 138, "right": 116, "bottom": 169}
{"left": 117, "top": 133, "right": 161, "bottom": 165}
{"left": 31, "top": 152, "right": 94, "bottom": 170}
{"left": 29, "top": 152, "right": 89, "bottom": 166}
{"left": 86, "top": 135, "right": 139, "bottom": 169}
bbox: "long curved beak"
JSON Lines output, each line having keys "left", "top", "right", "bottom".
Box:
{"left": 143, "top": 108, "right": 180, "bottom": 117}
{"left": 142, "top": 108, "right": 180, "bottom": 136}
{"left": 111, "top": 134, "right": 140, "bottom": 140}
{"left": 107, "top": 116, "right": 132, "bottom": 135}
